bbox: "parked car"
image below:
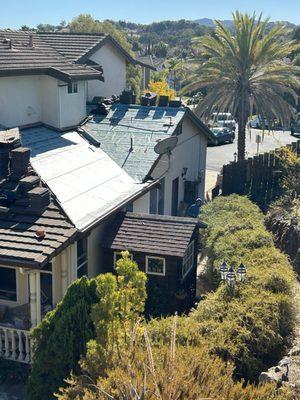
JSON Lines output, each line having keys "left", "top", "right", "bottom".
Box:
{"left": 291, "top": 114, "right": 300, "bottom": 136}
{"left": 291, "top": 122, "right": 300, "bottom": 136}
{"left": 249, "top": 116, "right": 270, "bottom": 130}
{"left": 211, "top": 112, "right": 236, "bottom": 131}
{"left": 209, "top": 127, "right": 235, "bottom": 145}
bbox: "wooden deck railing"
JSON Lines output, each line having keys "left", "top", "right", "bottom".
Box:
{"left": 0, "top": 325, "right": 31, "bottom": 363}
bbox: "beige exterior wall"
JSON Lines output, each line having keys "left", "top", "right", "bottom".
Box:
{"left": 132, "top": 119, "right": 207, "bottom": 216}
{"left": 87, "top": 42, "right": 127, "bottom": 101}
{"left": 0, "top": 75, "right": 87, "bottom": 130}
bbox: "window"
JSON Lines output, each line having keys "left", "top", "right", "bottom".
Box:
{"left": 0, "top": 267, "right": 17, "bottom": 301}
{"left": 146, "top": 256, "right": 165, "bottom": 276}
{"left": 182, "top": 240, "right": 195, "bottom": 278}
{"left": 113, "top": 251, "right": 133, "bottom": 269}
{"left": 77, "top": 238, "right": 88, "bottom": 278}
{"left": 176, "top": 123, "right": 182, "bottom": 136}
{"left": 149, "top": 178, "right": 165, "bottom": 215}
{"left": 158, "top": 178, "right": 165, "bottom": 215}
{"left": 68, "top": 82, "right": 78, "bottom": 94}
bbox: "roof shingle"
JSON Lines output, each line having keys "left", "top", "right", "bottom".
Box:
{"left": 102, "top": 212, "right": 199, "bottom": 257}
{"left": 0, "top": 31, "right": 103, "bottom": 82}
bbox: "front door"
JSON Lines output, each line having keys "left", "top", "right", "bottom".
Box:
{"left": 171, "top": 177, "right": 179, "bottom": 216}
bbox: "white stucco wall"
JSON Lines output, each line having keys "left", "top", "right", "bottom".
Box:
{"left": 58, "top": 81, "right": 87, "bottom": 129}
{"left": 132, "top": 192, "right": 150, "bottom": 213}
{"left": 87, "top": 42, "right": 127, "bottom": 100}
{"left": 0, "top": 76, "right": 43, "bottom": 128}
{"left": 130, "top": 118, "right": 207, "bottom": 217}
{"left": 40, "top": 76, "right": 60, "bottom": 128}
{"left": 0, "top": 75, "right": 87, "bottom": 130}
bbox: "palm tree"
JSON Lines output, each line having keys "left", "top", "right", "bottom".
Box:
{"left": 183, "top": 12, "right": 300, "bottom": 161}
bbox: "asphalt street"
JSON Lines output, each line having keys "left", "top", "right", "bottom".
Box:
{"left": 206, "top": 129, "right": 298, "bottom": 172}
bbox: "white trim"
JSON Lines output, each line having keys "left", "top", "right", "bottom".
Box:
{"left": 182, "top": 240, "right": 195, "bottom": 279}
{"left": 113, "top": 251, "right": 133, "bottom": 269}
{"left": 146, "top": 256, "right": 166, "bottom": 276}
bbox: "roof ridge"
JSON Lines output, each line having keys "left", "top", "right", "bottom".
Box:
{"left": 37, "top": 32, "right": 107, "bottom": 37}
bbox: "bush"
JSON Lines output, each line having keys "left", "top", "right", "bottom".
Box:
{"left": 57, "top": 319, "right": 292, "bottom": 400}
{"left": 191, "top": 195, "right": 296, "bottom": 381}
{"left": 26, "top": 277, "right": 98, "bottom": 400}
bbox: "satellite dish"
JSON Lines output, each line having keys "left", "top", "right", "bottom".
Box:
{"left": 154, "top": 136, "right": 178, "bottom": 155}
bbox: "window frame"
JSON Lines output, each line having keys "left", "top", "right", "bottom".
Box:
{"left": 0, "top": 266, "right": 18, "bottom": 303}
{"left": 113, "top": 251, "right": 133, "bottom": 269}
{"left": 182, "top": 240, "right": 195, "bottom": 279}
{"left": 77, "top": 238, "right": 88, "bottom": 278}
{"left": 67, "top": 82, "right": 78, "bottom": 94}
{"left": 146, "top": 256, "right": 166, "bottom": 276}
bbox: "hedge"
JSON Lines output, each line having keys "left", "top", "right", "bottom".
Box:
{"left": 190, "top": 195, "right": 296, "bottom": 381}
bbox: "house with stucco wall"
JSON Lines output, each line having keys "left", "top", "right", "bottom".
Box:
{"left": 0, "top": 31, "right": 213, "bottom": 365}
{"left": 0, "top": 31, "right": 154, "bottom": 130}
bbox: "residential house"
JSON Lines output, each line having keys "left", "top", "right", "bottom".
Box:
{"left": 82, "top": 102, "right": 214, "bottom": 216}
{"left": 0, "top": 32, "right": 212, "bottom": 362}
{"left": 102, "top": 212, "right": 205, "bottom": 314}
{"left": 0, "top": 31, "right": 103, "bottom": 130}
{"left": 0, "top": 31, "right": 154, "bottom": 130}
{"left": 0, "top": 130, "right": 77, "bottom": 363}
{"left": 36, "top": 32, "right": 156, "bottom": 101}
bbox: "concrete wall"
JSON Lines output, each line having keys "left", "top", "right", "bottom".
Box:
{"left": 87, "top": 42, "right": 127, "bottom": 100}
{"left": 133, "top": 118, "right": 207, "bottom": 216}
{"left": 0, "top": 75, "right": 87, "bottom": 130}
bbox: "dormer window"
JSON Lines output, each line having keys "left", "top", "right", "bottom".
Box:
{"left": 68, "top": 82, "right": 78, "bottom": 94}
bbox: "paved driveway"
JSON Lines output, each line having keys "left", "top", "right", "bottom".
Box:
{"left": 205, "top": 129, "right": 298, "bottom": 194}
{"left": 206, "top": 129, "right": 297, "bottom": 172}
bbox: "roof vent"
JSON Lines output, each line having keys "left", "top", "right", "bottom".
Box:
{"left": 28, "top": 34, "right": 34, "bottom": 48}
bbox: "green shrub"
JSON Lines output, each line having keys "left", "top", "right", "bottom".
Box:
{"left": 192, "top": 195, "right": 296, "bottom": 381}
{"left": 26, "top": 276, "right": 98, "bottom": 400}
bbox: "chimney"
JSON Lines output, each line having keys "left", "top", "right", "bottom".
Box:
{"left": 10, "top": 147, "right": 31, "bottom": 180}
{"left": 28, "top": 187, "right": 51, "bottom": 211}
{"left": 0, "top": 128, "right": 20, "bottom": 178}
{"left": 28, "top": 34, "right": 34, "bottom": 48}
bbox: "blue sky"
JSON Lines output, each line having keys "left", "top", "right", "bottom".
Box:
{"left": 0, "top": 0, "right": 299, "bottom": 29}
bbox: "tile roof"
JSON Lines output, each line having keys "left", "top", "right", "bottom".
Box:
{"left": 37, "top": 33, "right": 156, "bottom": 69}
{"left": 38, "top": 33, "right": 106, "bottom": 62}
{"left": 82, "top": 103, "right": 213, "bottom": 181}
{"left": 102, "top": 212, "right": 199, "bottom": 257}
{"left": 0, "top": 31, "right": 103, "bottom": 82}
{"left": 0, "top": 132, "right": 76, "bottom": 268}
{"left": 82, "top": 104, "right": 187, "bottom": 181}
{"left": 20, "top": 125, "right": 154, "bottom": 232}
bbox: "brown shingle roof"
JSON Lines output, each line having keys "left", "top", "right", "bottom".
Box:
{"left": 38, "top": 33, "right": 106, "bottom": 61}
{"left": 103, "top": 212, "right": 199, "bottom": 257}
{"left": 0, "top": 31, "right": 103, "bottom": 82}
{"left": 38, "top": 33, "right": 156, "bottom": 70}
{"left": 0, "top": 135, "right": 76, "bottom": 268}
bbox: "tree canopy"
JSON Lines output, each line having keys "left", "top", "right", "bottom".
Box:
{"left": 183, "top": 12, "right": 300, "bottom": 160}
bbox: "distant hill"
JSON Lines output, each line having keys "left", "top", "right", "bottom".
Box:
{"left": 194, "top": 18, "right": 296, "bottom": 30}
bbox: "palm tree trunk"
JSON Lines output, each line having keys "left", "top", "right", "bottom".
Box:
{"left": 237, "top": 120, "right": 246, "bottom": 161}
{"left": 237, "top": 89, "right": 248, "bottom": 161}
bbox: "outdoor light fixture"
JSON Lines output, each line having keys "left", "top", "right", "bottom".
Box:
{"left": 220, "top": 261, "right": 228, "bottom": 280}
{"left": 226, "top": 266, "right": 236, "bottom": 288}
{"left": 181, "top": 167, "right": 188, "bottom": 180}
{"left": 237, "top": 263, "right": 247, "bottom": 282}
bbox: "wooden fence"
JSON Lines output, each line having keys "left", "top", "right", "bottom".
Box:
{"left": 222, "top": 140, "right": 300, "bottom": 209}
